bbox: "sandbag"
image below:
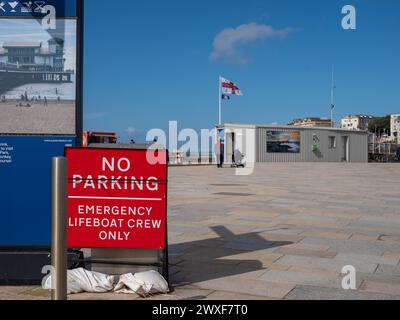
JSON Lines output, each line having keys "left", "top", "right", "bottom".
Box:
{"left": 114, "top": 270, "right": 169, "bottom": 296}
{"left": 43, "top": 268, "right": 115, "bottom": 294}
{"left": 43, "top": 268, "right": 168, "bottom": 296}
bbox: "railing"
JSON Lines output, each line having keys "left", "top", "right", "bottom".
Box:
{"left": 0, "top": 62, "right": 61, "bottom": 72}
{"left": 368, "top": 143, "right": 399, "bottom": 162}
{"left": 368, "top": 143, "right": 397, "bottom": 155}
{"left": 168, "top": 152, "right": 216, "bottom": 166}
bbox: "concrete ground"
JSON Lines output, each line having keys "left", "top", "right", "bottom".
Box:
{"left": 2, "top": 163, "right": 400, "bottom": 300}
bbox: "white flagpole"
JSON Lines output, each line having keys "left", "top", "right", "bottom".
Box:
{"left": 218, "top": 76, "right": 222, "bottom": 125}
{"left": 331, "top": 65, "right": 335, "bottom": 128}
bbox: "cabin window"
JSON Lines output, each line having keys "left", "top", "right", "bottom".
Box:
{"left": 329, "top": 136, "right": 337, "bottom": 149}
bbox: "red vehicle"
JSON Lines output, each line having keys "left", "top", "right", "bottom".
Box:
{"left": 83, "top": 131, "right": 117, "bottom": 147}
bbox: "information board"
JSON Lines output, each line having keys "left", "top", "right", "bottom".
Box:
{"left": 66, "top": 148, "right": 168, "bottom": 250}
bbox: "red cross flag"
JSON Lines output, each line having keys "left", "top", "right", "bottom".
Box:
{"left": 221, "top": 77, "right": 243, "bottom": 96}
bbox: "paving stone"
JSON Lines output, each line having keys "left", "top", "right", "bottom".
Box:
{"left": 259, "top": 232, "right": 304, "bottom": 243}
{"left": 353, "top": 271, "right": 400, "bottom": 288}
{"left": 169, "top": 242, "right": 196, "bottom": 254}
{"left": 180, "top": 246, "right": 245, "bottom": 263}
{"left": 265, "top": 264, "right": 291, "bottom": 273}
{"left": 300, "top": 230, "right": 351, "bottom": 240}
{"left": 222, "top": 240, "right": 289, "bottom": 252}
{"left": 0, "top": 287, "right": 50, "bottom": 300}
{"left": 224, "top": 267, "right": 269, "bottom": 280}
{"left": 277, "top": 219, "right": 349, "bottom": 229}
{"left": 374, "top": 264, "right": 400, "bottom": 277}
{"left": 155, "top": 286, "right": 213, "bottom": 300}
{"left": 275, "top": 247, "right": 337, "bottom": 259}
{"left": 276, "top": 255, "right": 378, "bottom": 274}
{"left": 219, "top": 250, "right": 282, "bottom": 260}
{"left": 361, "top": 280, "right": 400, "bottom": 296}
{"left": 347, "top": 222, "right": 400, "bottom": 236}
{"left": 173, "top": 260, "right": 266, "bottom": 284}
{"left": 288, "top": 266, "right": 340, "bottom": 277}
{"left": 335, "top": 253, "right": 399, "bottom": 267}
{"left": 300, "top": 237, "right": 399, "bottom": 256}
{"left": 69, "top": 292, "right": 141, "bottom": 300}
{"left": 259, "top": 269, "right": 343, "bottom": 289}
{"left": 229, "top": 208, "right": 281, "bottom": 219}
{"left": 286, "top": 285, "right": 400, "bottom": 300}
{"left": 261, "top": 228, "right": 305, "bottom": 235}
{"left": 379, "top": 235, "right": 400, "bottom": 243}
{"left": 203, "top": 218, "right": 276, "bottom": 229}
{"left": 283, "top": 243, "right": 331, "bottom": 251}
{"left": 205, "top": 290, "right": 272, "bottom": 300}
{"left": 382, "top": 252, "right": 400, "bottom": 260}
{"left": 194, "top": 276, "right": 296, "bottom": 299}
{"left": 350, "top": 234, "right": 379, "bottom": 241}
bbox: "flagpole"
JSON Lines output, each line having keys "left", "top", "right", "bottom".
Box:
{"left": 218, "top": 75, "right": 222, "bottom": 125}
{"left": 331, "top": 65, "right": 335, "bottom": 128}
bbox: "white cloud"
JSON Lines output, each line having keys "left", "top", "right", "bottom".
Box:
{"left": 210, "top": 22, "right": 294, "bottom": 64}
{"left": 125, "top": 127, "right": 136, "bottom": 134}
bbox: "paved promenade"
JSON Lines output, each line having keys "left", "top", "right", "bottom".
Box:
{"left": 1, "top": 163, "right": 400, "bottom": 300}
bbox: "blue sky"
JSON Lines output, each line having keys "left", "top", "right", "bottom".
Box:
{"left": 83, "top": 0, "right": 400, "bottom": 142}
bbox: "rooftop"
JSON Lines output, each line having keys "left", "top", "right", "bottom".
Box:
{"left": 219, "top": 123, "right": 369, "bottom": 133}
{"left": 303, "top": 117, "right": 331, "bottom": 121}
{"left": 2, "top": 42, "right": 41, "bottom": 48}
{"left": 342, "top": 115, "right": 374, "bottom": 119}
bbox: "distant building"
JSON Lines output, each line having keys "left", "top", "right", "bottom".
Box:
{"left": 390, "top": 114, "right": 400, "bottom": 144}
{"left": 217, "top": 123, "right": 368, "bottom": 163}
{"left": 0, "top": 39, "right": 66, "bottom": 72}
{"left": 288, "top": 117, "right": 333, "bottom": 128}
{"left": 341, "top": 115, "right": 373, "bottom": 131}
{"left": 288, "top": 118, "right": 303, "bottom": 126}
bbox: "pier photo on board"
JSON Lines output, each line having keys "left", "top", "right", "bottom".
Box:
{"left": 0, "top": 18, "right": 77, "bottom": 135}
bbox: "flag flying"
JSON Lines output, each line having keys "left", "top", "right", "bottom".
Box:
{"left": 221, "top": 77, "right": 243, "bottom": 96}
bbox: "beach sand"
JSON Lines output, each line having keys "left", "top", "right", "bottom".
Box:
{"left": 0, "top": 100, "right": 76, "bottom": 135}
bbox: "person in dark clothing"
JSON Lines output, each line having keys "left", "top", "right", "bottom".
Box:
{"left": 220, "top": 142, "right": 224, "bottom": 167}
{"left": 215, "top": 139, "right": 225, "bottom": 168}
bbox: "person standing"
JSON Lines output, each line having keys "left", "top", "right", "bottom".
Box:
{"left": 215, "top": 139, "right": 225, "bottom": 168}
{"left": 220, "top": 140, "right": 225, "bottom": 168}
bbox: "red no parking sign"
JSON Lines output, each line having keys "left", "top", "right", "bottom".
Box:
{"left": 65, "top": 148, "right": 168, "bottom": 249}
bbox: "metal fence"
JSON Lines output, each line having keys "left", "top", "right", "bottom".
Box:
{"left": 368, "top": 142, "right": 399, "bottom": 162}
{"left": 168, "top": 151, "right": 216, "bottom": 166}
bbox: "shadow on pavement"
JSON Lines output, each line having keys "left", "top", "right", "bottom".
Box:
{"left": 169, "top": 225, "right": 292, "bottom": 287}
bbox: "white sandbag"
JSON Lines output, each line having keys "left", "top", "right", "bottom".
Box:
{"left": 43, "top": 268, "right": 115, "bottom": 294}
{"left": 113, "top": 273, "right": 145, "bottom": 295}
{"left": 114, "top": 270, "right": 169, "bottom": 296}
